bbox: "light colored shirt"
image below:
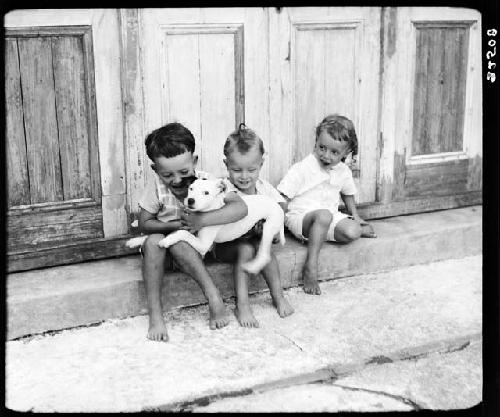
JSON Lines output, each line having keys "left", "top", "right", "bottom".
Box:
{"left": 221, "top": 177, "right": 285, "bottom": 204}
{"left": 277, "top": 154, "right": 356, "bottom": 215}
{"left": 138, "top": 170, "right": 213, "bottom": 223}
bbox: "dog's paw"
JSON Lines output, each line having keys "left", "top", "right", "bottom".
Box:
{"left": 125, "top": 236, "right": 147, "bottom": 248}
{"left": 158, "top": 236, "right": 176, "bottom": 249}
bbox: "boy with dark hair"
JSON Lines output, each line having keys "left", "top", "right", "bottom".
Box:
{"left": 138, "top": 122, "right": 248, "bottom": 341}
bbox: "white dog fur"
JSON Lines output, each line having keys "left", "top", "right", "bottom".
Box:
{"left": 126, "top": 178, "right": 285, "bottom": 274}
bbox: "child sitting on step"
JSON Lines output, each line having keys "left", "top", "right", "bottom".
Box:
{"left": 277, "top": 114, "right": 376, "bottom": 296}
{"left": 213, "top": 124, "right": 294, "bottom": 328}
{"left": 137, "top": 122, "right": 248, "bottom": 341}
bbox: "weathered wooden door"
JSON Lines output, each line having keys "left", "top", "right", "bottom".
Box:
{"left": 268, "top": 7, "right": 381, "bottom": 206}
{"left": 137, "top": 7, "right": 380, "bottom": 210}
{"left": 137, "top": 8, "right": 269, "bottom": 193}
{"left": 377, "top": 8, "right": 482, "bottom": 212}
{"left": 5, "top": 10, "right": 128, "bottom": 271}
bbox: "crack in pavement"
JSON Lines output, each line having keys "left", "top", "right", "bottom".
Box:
{"left": 273, "top": 330, "right": 305, "bottom": 352}
{"left": 329, "top": 383, "right": 422, "bottom": 410}
{"left": 390, "top": 334, "right": 480, "bottom": 363}
{"left": 146, "top": 332, "right": 481, "bottom": 412}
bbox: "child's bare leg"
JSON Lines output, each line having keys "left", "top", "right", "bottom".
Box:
{"left": 333, "top": 218, "right": 362, "bottom": 243}
{"left": 214, "top": 242, "right": 258, "bottom": 328}
{"left": 301, "top": 209, "right": 333, "bottom": 295}
{"left": 233, "top": 242, "right": 260, "bottom": 327}
{"left": 142, "top": 234, "right": 169, "bottom": 342}
{"left": 260, "top": 252, "right": 294, "bottom": 318}
{"left": 169, "top": 241, "right": 229, "bottom": 330}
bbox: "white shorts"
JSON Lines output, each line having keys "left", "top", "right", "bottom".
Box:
{"left": 285, "top": 210, "right": 351, "bottom": 242}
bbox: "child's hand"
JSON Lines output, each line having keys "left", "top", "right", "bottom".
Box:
{"left": 353, "top": 215, "right": 377, "bottom": 238}
{"left": 252, "top": 219, "right": 264, "bottom": 236}
{"left": 239, "top": 219, "right": 265, "bottom": 240}
{"left": 180, "top": 210, "right": 205, "bottom": 233}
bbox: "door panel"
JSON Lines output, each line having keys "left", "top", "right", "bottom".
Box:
{"left": 4, "top": 19, "right": 106, "bottom": 262}
{"left": 17, "top": 36, "right": 64, "bottom": 204}
{"left": 411, "top": 24, "right": 470, "bottom": 156}
{"left": 5, "top": 39, "right": 30, "bottom": 207}
{"left": 52, "top": 35, "right": 93, "bottom": 200}
{"left": 6, "top": 9, "right": 128, "bottom": 272}
{"left": 160, "top": 28, "right": 241, "bottom": 175}
{"left": 379, "top": 8, "right": 482, "bottom": 204}
{"left": 294, "top": 23, "right": 358, "bottom": 164}
{"left": 269, "top": 7, "right": 381, "bottom": 204}
{"left": 140, "top": 8, "right": 264, "bottom": 187}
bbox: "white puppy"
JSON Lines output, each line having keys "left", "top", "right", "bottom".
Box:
{"left": 153, "top": 178, "right": 285, "bottom": 274}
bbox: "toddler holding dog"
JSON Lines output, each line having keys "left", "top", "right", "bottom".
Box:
{"left": 214, "top": 124, "right": 294, "bottom": 328}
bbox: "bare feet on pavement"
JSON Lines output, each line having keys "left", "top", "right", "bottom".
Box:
{"left": 208, "top": 298, "right": 230, "bottom": 330}
{"left": 360, "top": 222, "right": 377, "bottom": 238}
{"left": 272, "top": 296, "right": 295, "bottom": 318}
{"left": 302, "top": 264, "right": 322, "bottom": 295}
{"left": 235, "top": 303, "right": 259, "bottom": 328}
{"left": 147, "top": 314, "right": 169, "bottom": 342}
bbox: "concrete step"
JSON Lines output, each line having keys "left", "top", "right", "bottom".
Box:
{"left": 7, "top": 206, "right": 482, "bottom": 340}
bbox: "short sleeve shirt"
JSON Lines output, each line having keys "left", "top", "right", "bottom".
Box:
{"left": 277, "top": 154, "right": 356, "bottom": 215}
{"left": 221, "top": 177, "right": 286, "bottom": 204}
{"left": 138, "top": 170, "right": 213, "bottom": 223}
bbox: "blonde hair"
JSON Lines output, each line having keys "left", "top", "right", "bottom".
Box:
{"left": 223, "top": 123, "right": 265, "bottom": 157}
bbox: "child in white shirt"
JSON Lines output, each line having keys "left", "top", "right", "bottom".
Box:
{"left": 277, "top": 114, "right": 376, "bottom": 295}
{"left": 214, "top": 124, "right": 294, "bottom": 328}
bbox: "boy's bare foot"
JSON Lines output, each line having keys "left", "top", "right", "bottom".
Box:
{"left": 235, "top": 303, "right": 259, "bottom": 328}
{"left": 302, "top": 264, "right": 321, "bottom": 295}
{"left": 208, "top": 298, "right": 230, "bottom": 330}
{"left": 147, "top": 314, "right": 169, "bottom": 342}
{"left": 272, "top": 296, "right": 295, "bottom": 318}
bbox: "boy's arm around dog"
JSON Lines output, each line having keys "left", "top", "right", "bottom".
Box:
{"left": 138, "top": 208, "right": 186, "bottom": 235}
{"left": 181, "top": 191, "right": 248, "bottom": 231}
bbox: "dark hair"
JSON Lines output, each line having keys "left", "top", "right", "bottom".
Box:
{"left": 315, "top": 114, "right": 358, "bottom": 156}
{"left": 223, "top": 123, "right": 265, "bottom": 157}
{"left": 145, "top": 122, "right": 195, "bottom": 161}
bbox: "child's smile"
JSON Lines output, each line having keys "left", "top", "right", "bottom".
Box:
{"left": 153, "top": 152, "right": 197, "bottom": 199}
{"left": 224, "top": 147, "right": 263, "bottom": 194}
{"left": 314, "top": 131, "right": 350, "bottom": 170}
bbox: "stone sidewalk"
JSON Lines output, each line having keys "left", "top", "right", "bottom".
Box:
{"left": 5, "top": 255, "right": 481, "bottom": 412}
{"left": 194, "top": 341, "right": 482, "bottom": 412}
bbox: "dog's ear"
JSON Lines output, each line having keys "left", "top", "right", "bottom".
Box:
{"left": 216, "top": 179, "right": 227, "bottom": 194}
{"left": 185, "top": 175, "right": 198, "bottom": 186}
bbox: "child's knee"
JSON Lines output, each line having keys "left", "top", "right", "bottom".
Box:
{"left": 237, "top": 242, "right": 256, "bottom": 261}
{"left": 337, "top": 221, "right": 362, "bottom": 242}
{"left": 315, "top": 210, "right": 333, "bottom": 227}
{"left": 143, "top": 234, "right": 166, "bottom": 256}
{"left": 169, "top": 241, "right": 194, "bottom": 258}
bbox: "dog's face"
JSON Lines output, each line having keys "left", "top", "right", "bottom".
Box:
{"left": 184, "top": 178, "right": 226, "bottom": 211}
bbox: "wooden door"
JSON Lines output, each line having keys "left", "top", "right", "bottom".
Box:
{"left": 378, "top": 8, "right": 482, "bottom": 213}
{"left": 5, "top": 10, "right": 128, "bottom": 271}
{"left": 137, "top": 7, "right": 270, "bottom": 209}
{"left": 268, "top": 7, "right": 381, "bottom": 205}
